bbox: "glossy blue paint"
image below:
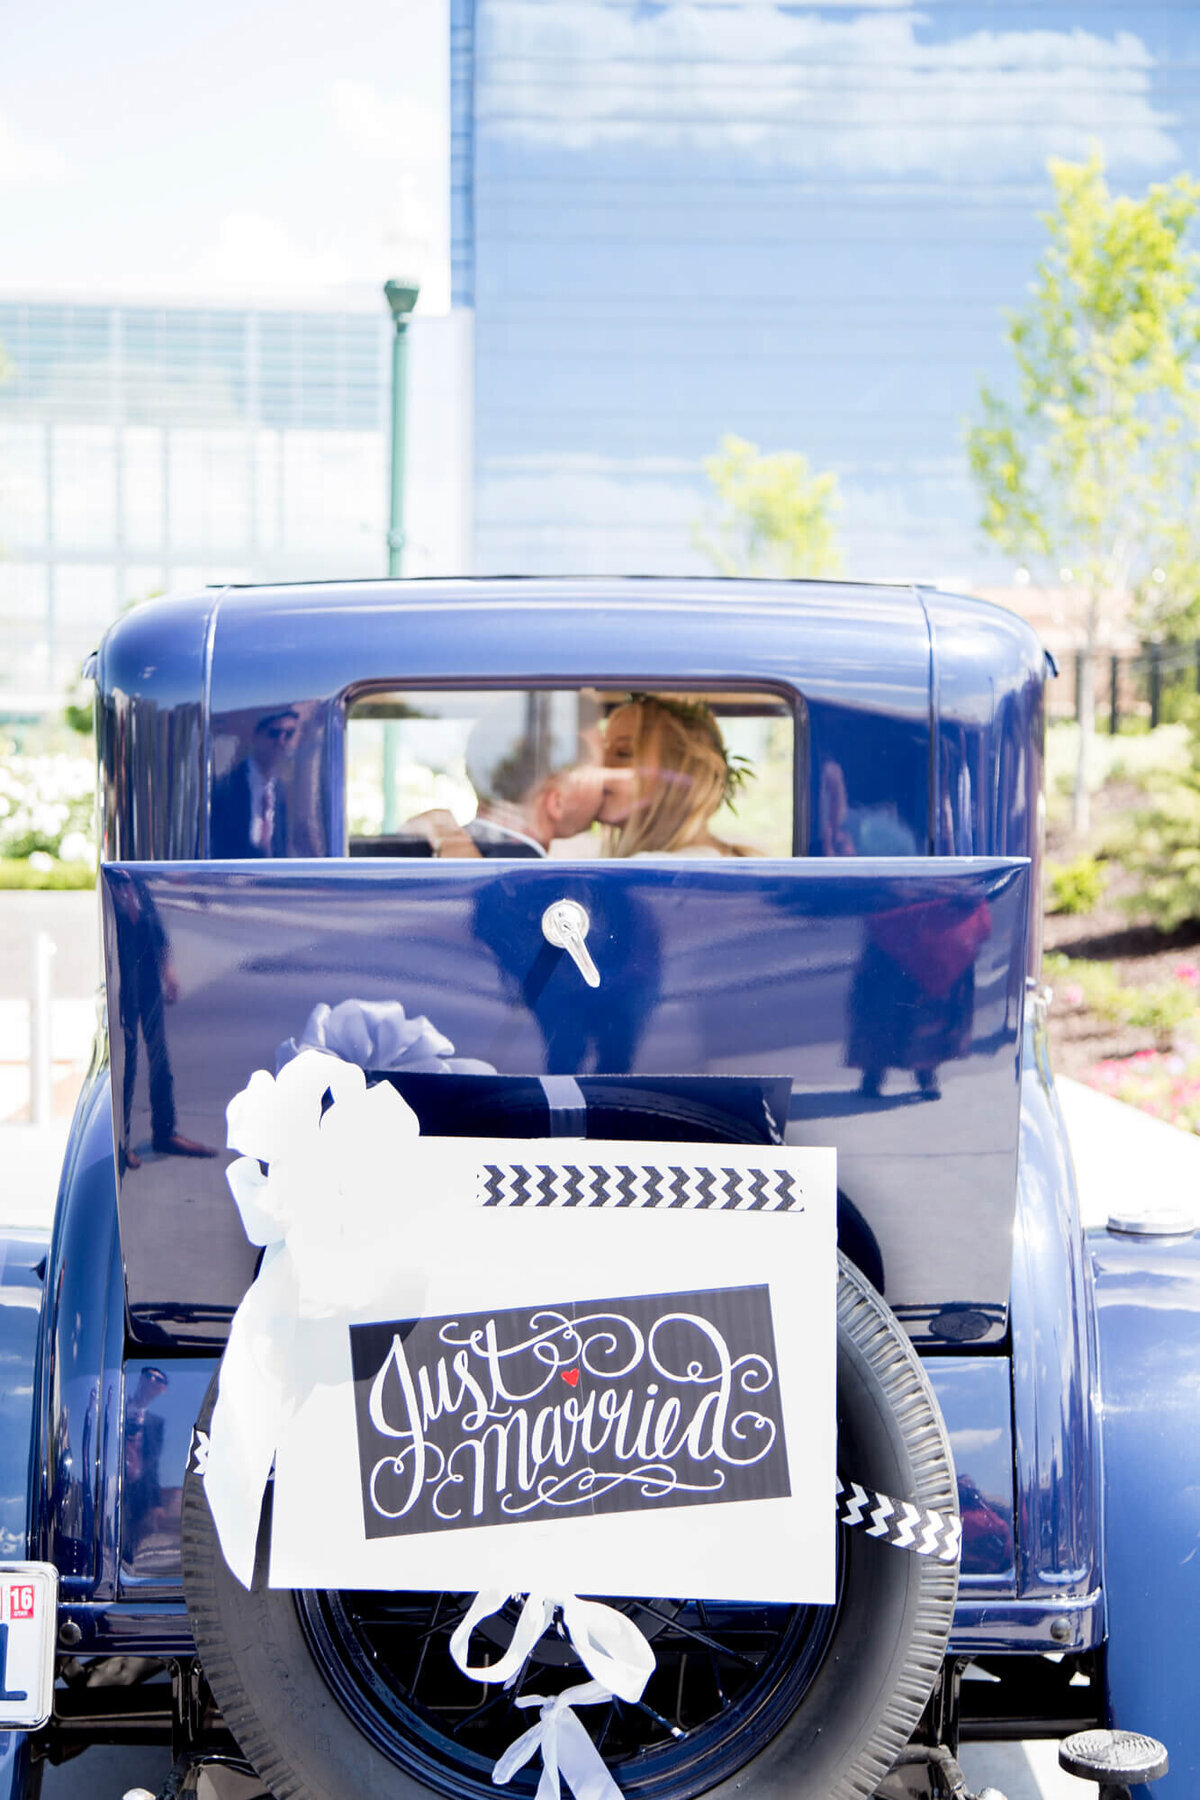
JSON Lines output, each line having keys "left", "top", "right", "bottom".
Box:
{"left": 118, "top": 1358, "right": 214, "bottom": 1596}
{"left": 202, "top": 578, "right": 937, "bottom": 864}
{"left": 1010, "top": 1018, "right": 1100, "bottom": 1610}
{"left": 925, "top": 1358, "right": 1015, "bottom": 1587}
{"left": 92, "top": 576, "right": 1047, "bottom": 918}
{"left": 31, "top": 1071, "right": 125, "bottom": 1600}
{"left": 100, "top": 855, "right": 1028, "bottom": 1347}
{"left": 0, "top": 1735, "right": 34, "bottom": 1800}
{"left": 94, "top": 588, "right": 215, "bottom": 863}
{"left": 40, "top": 577, "right": 1156, "bottom": 1777}
{"left": 923, "top": 590, "right": 1048, "bottom": 972}
{"left": 1089, "top": 1225, "right": 1200, "bottom": 1797}
{"left": 0, "top": 1234, "right": 48, "bottom": 1562}
{"left": 100, "top": 1353, "right": 1014, "bottom": 1612}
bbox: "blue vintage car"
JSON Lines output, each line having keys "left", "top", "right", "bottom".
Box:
{"left": 0, "top": 577, "right": 1188, "bottom": 1800}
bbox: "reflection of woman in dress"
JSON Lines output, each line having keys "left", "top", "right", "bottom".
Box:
{"left": 600, "top": 694, "right": 761, "bottom": 857}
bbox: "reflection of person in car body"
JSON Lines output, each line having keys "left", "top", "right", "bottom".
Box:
{"left": 109, "top": 869, "right": 217, "bottom": 1167}
{"left": 211, "top": 707, "right": 300, "bottom": 858}
{"left": 600, "top": 694, "right": 760, "bottom": 857}
{"left": 123, "top": 1365, "right": 168, "bottom": 1555}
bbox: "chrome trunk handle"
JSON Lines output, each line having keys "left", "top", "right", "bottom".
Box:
{"left": 541, "top": 899, "right": 601, "bottom": 988}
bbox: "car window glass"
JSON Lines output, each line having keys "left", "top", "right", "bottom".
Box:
{"left": 346, "top": 687, "right": 794, "bottom": 859}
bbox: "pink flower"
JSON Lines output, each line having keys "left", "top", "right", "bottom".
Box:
{"left": 1062, "top": 982, "right": 1086, "bottom": 1008}
{"left": 1176, "top": 963, "right": 1200, "bottom": 987}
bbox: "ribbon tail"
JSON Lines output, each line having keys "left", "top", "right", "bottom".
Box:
{"left": 497, "top": 1688, "right": 621, "bottom": 1800}
{"left": 492, "top": 1719, "right": 546, "bottom": 1788}
{"left": 560, "top": 1596, "right": 656, "bottom": 1704}
{"left": 555, "top": 1706, "right": 623, "bottom": 1800}
{"left": 202, "top": 1246, "right": 296, "bottom": 1588}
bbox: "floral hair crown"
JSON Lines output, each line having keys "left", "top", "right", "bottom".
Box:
{"left": 625, "top": 693, "right": 755, "bottom": 805}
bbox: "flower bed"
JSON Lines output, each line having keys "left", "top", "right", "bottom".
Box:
{"left": 0, "top": 751, "right": 95, "bottom": 886}
{"left": 1083, "top": 1044, "right": 1200, "bottom": 1133}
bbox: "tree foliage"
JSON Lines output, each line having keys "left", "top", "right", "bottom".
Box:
{"left": 967, "top": 149, "right": 1200, "bottom": 829}
{"left": 697, "top": 434, "right": 843, "bottom": 579}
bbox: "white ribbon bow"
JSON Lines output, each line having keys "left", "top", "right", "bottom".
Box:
{"left": 205, "top": 1048, "right": 425, "bottom": 1588}
{"left": 493, "top": 1683, "right": 623, "bottom": 1800}
{"left": 450, "top": 1591, "right": 655, "bottom": 1800}
{"left": 205, "top": 1043, "right": 659, "bottom": 1800}
{"left": 277, "top": 997, "right": 495, "bottom": 1076}
{"left": 449, "top": 1591, "right": 654, "bottom": 1702}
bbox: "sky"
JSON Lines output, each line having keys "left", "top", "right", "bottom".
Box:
{"left": 4, "top": 0, "right": 1200, "bottom": 580}
{"left": 0, "top": 0, "right": 449, "bottom": 310}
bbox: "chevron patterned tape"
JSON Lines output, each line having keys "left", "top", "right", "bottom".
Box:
{"left": 835, "top": 1475, "right": 961, "bottom": 1563}
{"left": 479, "top": 1162, "right": 802, "bottom": 1212}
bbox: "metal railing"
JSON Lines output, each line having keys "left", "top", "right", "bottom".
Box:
{"left": 1054, "top": 642, "right": 1200, "bottom": 732}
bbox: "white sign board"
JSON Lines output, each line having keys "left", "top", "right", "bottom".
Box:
{"left": 268, "top": 1139, "right": 837, "bottom": 1604}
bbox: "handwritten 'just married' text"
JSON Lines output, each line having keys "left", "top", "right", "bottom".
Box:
{"left": 349, "top": 1285, "right": 790, "bottom": 1538}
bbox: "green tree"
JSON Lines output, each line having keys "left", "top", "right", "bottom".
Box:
{"left": 967, "top": 149, "right": 1200, "bottom": 834}
{"left": 696, "top": 434, "right": 843, "bottom": 579}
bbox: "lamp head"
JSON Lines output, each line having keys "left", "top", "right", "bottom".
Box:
{"left": 384, "top": 280, "right": 420, "bottom": 322}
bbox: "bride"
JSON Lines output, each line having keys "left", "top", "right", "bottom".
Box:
{"left": 600, "top": 694, "right": 761, "bottom": 858}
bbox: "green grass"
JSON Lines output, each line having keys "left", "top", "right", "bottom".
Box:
{"left": 0, "top": 860, "right": 96, "bottom": 891}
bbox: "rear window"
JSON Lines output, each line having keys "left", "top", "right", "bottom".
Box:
{"left": 346, "top": 687, "right": 795, "bottom": 860}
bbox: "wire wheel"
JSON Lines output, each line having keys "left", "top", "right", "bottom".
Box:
{"left": 296, "top": 1583, "right": 843, "bottom": 1800}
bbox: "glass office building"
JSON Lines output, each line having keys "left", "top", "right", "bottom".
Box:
{"left": 451, "top": 0, "right": 1199, "bottom": 581}
{"left": 0, "top": 300, "right": 391, "bottom": 703}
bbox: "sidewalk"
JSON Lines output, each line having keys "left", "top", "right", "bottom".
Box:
{"left": 1057, "top": 1074, "right": 1200, "bottom": 1228}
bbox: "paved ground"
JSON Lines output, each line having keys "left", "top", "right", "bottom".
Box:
{"left": 3, "top": 890, "right": 1195, "bottom": 1797}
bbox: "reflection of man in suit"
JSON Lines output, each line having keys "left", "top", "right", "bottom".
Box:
{"left": 123, "top": 1365, "right": 168, "bottom": 1557}
{"left": 211, "top": 708, "right": 299, "bottom": 858}
{"left": 110, "top": 869, "right": 215, "bottom": 1166}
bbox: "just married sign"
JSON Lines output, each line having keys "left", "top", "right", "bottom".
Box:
{"left": 350, "top": 1282, "right": 791, "bottom": 1538}
{"left": 206, "top": 1051, "right": 838, "bottom": 1603}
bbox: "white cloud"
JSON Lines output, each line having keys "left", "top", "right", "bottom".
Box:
{"left": 480, "top": 3, "right": 1177, "bottom": 174}
{"left": 330, "top": 77, "right": 444, "bottom": 170}
{"left": 0, "top": 110, "right": 67, "bottom": 187}
{"left": 176, "top": 73, "right": 452, "bottom": 310}
{"left": 327, "top": 78, "right": 450, "bottom": 310}
{"left": 189, "top": 212, "right": 356, "bottom": 291}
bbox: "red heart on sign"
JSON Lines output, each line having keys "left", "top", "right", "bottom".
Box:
{"left": 560, "top": 1368, "right": 580, "bottom": 1387}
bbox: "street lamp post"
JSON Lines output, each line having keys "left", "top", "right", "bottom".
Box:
{"left": 384, "top": 279, "right": 420, "bottom": 578}
{"left": 382, "top": 280, "right": 419, "bottom": 830}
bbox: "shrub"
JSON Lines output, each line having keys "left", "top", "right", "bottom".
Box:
{"left": 1045, "top": 951, "right": 1200, "bottom": 1049}
{"left": 0, "top": 751, "right": 96, "bottom": 872}
{"left": 1122, "top": 982, "right": 1199, "bottom": 1047}
{"left": 1115, "top": 774, "right": 1200, "bottom": 931}
{"left": 1046, "top": 855, "right": 1106, "bottom": 916}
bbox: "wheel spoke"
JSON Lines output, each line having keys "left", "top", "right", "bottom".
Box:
{"left": 410, "top": 1593, "right": 444, "bottom": 1700}
{"left": 634, "top": 1602, "right": 764, "bottom": 1669}
{"left": 302, "top": 1585, "right": 827, "bottom": 1796}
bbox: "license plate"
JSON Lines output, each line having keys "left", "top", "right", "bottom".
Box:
{"left": 0, "top": 1564, "right": 57, "bottom": 1730}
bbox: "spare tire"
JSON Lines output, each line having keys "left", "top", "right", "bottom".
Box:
{"left": 181, "top": 1254, "right": 957, "bottom": 1800}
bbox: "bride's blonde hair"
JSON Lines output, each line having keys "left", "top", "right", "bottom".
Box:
{"left": 603, "top": 696, "right": 754, "bottom": 857}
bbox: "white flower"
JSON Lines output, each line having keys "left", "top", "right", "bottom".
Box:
{"left": 58, "top": 831, "right": 96, "bottom": 866}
